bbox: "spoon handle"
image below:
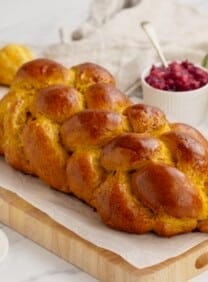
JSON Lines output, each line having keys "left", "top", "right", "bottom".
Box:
{"left": 141, "top": 21, "right": 168, "bottom": 68}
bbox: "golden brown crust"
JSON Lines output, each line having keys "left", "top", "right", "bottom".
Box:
{"left": 0, "top": 58, "right": 208, "bottom": 237}
{"left": 161, "top": 130, "right": 208, "bottom": 174}
{"left": 12, "top": 58, "right": 70, "bottom": 91}
{"left": 95, "top": 172, "right": 154, "bottom": 233}
{"left": 197, "top": 219, "right": 208, "bottom": 232}
{"left": 33, "top": 85, "right": 83, "bottom": 123}
{"left": 2, "top": 91, "right": 34, "bottom": 174}
{"left": 0, "top": 91, "right": 16, "bottom": 154}
{"left": 66, "top": 150, "right": 106, "bottom": 207}
{"left": 22, "top": 118, "right": 69, "bottom": 192}
{"left": 132, "top": 163, "right": 202, "bottom": 218}
{"left": 154, "top": 217, "right": 197, "bottom": 237}
{"left": 71, "top": 62, "right": 115, "bottom": 93}
{"left": 85, "top": 83, "right": 132, "bottom": 112}
{"left": 101, "top": 133, "right": 168, "bottom": 171}
{"left": 61, "top": 109, "right": 130, "bottom": 151}
{"left": 124, "top": 103, "right": 170, "bottom": 135}
{"left": 170, "top": 122, "right": 208, "bottom": 153}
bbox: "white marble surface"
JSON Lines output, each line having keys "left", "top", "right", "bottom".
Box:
{"left": 0, "top": 223, "right": 97, "bottom": 282}
{"left": 0, "top": 0, "right": 208, "bottom": 281}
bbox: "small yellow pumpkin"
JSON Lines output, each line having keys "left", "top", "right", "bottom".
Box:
{"left": 0, "top": 44, "right": 34, "bottom": 86}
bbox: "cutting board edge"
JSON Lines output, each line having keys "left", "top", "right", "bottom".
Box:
{"left": 0, "top": 186, "right": 207, "bottom": 282}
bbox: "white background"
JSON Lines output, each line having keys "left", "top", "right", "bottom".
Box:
{"left": 0, "top": 0, "right": 92, "bottom": 45}
{"left": 0, "top": 0, "right": 207, "bottom": 281}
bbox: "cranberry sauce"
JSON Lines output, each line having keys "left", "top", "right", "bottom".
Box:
{"left": 145, "top": 61, "right": 208, "bottom": 91}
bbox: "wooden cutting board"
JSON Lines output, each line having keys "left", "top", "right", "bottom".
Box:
{"left": 0, "top": 186, "right": 208, "bottom": 282}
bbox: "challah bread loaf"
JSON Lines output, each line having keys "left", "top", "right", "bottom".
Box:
{"left": 11, "top": 58, "right": 71, "bottom": 92}
{"left": 0, "top": 58, "right": 208, "bottom": 237}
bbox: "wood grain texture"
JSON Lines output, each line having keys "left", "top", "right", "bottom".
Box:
{"left": 0, "top": 186, "right": 208, "bottom": 282}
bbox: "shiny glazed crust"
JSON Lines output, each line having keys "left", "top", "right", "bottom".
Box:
{"left": 0, "top": 58, "right": 208, "bottom": 237}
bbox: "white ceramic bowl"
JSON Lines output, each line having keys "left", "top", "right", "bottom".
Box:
{"left": 141, "top": 63, "right": 208, "bottom": 126}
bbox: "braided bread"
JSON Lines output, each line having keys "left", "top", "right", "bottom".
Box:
{"left": 0, "top": 58, "right": 208, "bottom": 237}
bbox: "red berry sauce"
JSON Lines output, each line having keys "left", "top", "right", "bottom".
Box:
{"left": 145, "top": 61, "right": 208, "bottom": 91}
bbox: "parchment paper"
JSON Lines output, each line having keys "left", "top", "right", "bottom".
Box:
{"left": 0, "top": 88, "right": 207, "bottom": 269}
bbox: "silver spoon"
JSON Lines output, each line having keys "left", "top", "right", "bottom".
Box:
{"left": 141, "top": 21, "right": 168, "bottom": 68}
{"left": 125, "top": 21, "right": 168, "bottom": 96}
